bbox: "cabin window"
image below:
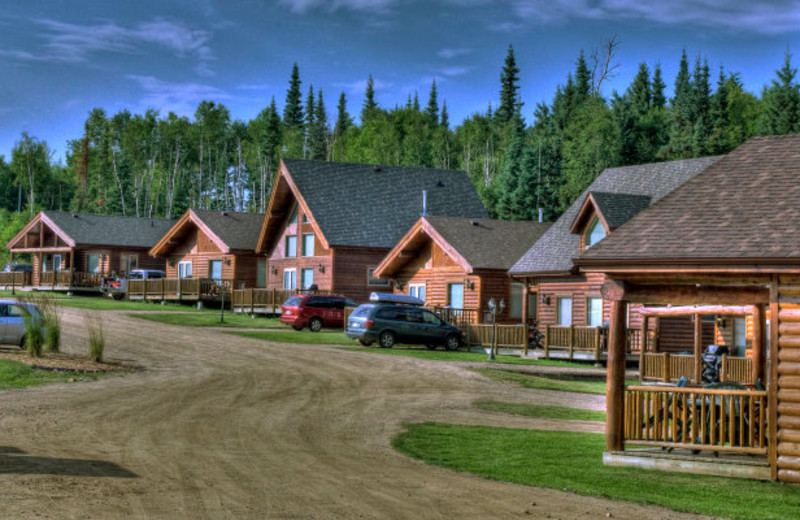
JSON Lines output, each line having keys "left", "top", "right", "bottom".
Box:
{"left": 284, "top": 268, "right": 297, "bottom": 290}
{"left": 301, "top": 268, "right": 314, "bottom": 290}
{"left": 408, "top": 283, "right": 426, "bottom": 302}
{"left": 585, "top": 217, "right": 606, "bottom": 248}
{"left": 257, "top": 260, "right": 267, "bottom": 288}
{"left": 87, "top": 253, "right": 100, "bottom": 274}
{"left": 510, "top": 283, "right": 524, "bottom": 319}
{"left": 178, "top": 261, "right": 192, "bottom": 279}
{"left": 286, "top": 235, "right": 298, "bottom": 257}
{"left": 52, "top": 254, "right": 62, "bottom": 272}
{"left": 367, "top": 267, "right": 390, "bottom": 286}
{"left": 733, "top": 317, "right": 747, "bottom": 356}
{"left": 586, "top": 297, "right": 603, "bottom": 327}
{"left": 556, "top": 297, "right": 573, "bottom": 326}
{"left": 209, "top": 260, "right": 223, "bottom": 280}
{"left": 302, "top": 234, "right": 315, "bottom": 257}
{"left": 447, "top": 283, "right": 464, "bottom": 309}
{"left": 289, "top": 205, "right": 298, "bottom": 224}
{"left": 121, "top": 253, "right": 138, "bottom": 274}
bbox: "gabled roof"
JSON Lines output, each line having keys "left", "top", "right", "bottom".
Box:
{"left": 570, "top": 191, "right": 652, "bottom": 234}
{"left": 256, "top": 159, "right": 488, "bottom": 253}
{"left": 6, "top": 211, "right": 176, "bottom": 250}
{"left": 150, "top": 209, "right": 264, "bottom": 256}
{"left": 375, "top": 216, "right": 552, "bottom": 276}
{"left": 577, "top": 134, "right": 800, "bottom": 265}
{"left": 509, "top": 156, "right": 722, "bottom": 276}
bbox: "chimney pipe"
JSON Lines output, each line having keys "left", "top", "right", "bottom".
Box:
{"left": 421, "top": 190, "right": 428, "bottom": 217}
{"left": 538, "top": 207, "right": 543, "bottom": 223}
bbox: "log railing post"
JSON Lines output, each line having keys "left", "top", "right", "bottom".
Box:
{"left": 752, "top": 303, "right": 766, "bottom": 385}
{"left": 569, "top": 325, "right": 575, "bottom": 359}
{"left": 594, "top": 327, "right": 601, "bottom": 361}
{"left": 693, "top": 313, "right": 703, "bottom": 384}
{"left": 720, "top": 353, "right": 728, "bottom": 382}
{"left": 662, "top": 352, "right": 670, "bottom": 382}
{"left": 606, "top": 299, "right": 627, "bottom": 452}
{"left": 642, "top": 316, "right": 649, "bottom": 352}
{"left": 544, "top": 326, "right": 550, "bottom": 359}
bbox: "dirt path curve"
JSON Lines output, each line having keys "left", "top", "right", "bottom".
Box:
{"left": 0, "top": 308, "right": 713, "bottom": 519}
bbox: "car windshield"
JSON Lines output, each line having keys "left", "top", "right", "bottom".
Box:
{"left": 351, "top": 305, "right": 373, "bottom": 317}
{"left": 129, "top": 272, "right": 144, "bottom": 279}
{"left": 284, "top": 296, "right": 303, "bottom": 307}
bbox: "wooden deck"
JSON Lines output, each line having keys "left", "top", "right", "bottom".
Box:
{"left": 128, "top": 278, "right": 232, "bottom": 302}
{"left": 639, "top": 352, "right": 754, "bottom": 384}
{"left": 542, "top": 325, "right": 642, "bottom": 361}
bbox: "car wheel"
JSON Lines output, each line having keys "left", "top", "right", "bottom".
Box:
{"left": 309, "top": 317, "right": 323, "bottom": 332}
{"left": 444, "top": 334, "right": 461, "bottom": 351}
{"left": 358, "top": 339, "right": 373, "bottom": 347}
{"left": 19, "top": 336, "right": 26, "bottom": 350}
{"left": 379, "top": 331, "right": 396, "bottom": 348}
{"left": 425, "top": 344, "right": 437, "bottom": 350}
{"left": 291, "top": 325, "right": 303, "bottom": 331}
{"left": 112, "top": 293, "right": 124, "bottom": 301}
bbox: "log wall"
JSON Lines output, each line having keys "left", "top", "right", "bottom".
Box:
{"left": 776, "top": 275, "right": 800, "bottom": 483}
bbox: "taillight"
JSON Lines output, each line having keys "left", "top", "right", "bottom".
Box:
{"left": 364, "top": 320, "right": 375, "bottom": 328}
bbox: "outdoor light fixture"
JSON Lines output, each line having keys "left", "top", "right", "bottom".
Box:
{"left": 224, "top": 257, "right": 232, "bottom": 266}
{"left": 318, "top": 264, "right": 325, "bottom": 273}
{"left": 464, "top": 278, "right": 474, "bottom": 290}
{"left": 395, "top": 280, "right": 405, "bottom": 290}
{"left": 541, "top": 293, "right": 551, "bottom": 305}
{"left": 271, "top": 266, "right": 278, "bottom": 275}
{"left": 716, "top": 316, "right": 727, "bottom": 329}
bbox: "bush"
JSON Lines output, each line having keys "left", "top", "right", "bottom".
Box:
{"left": 19, "top": 293, "right": 61, "bottom": 353}
{"left": 21, "top": 306, "right": 43, "bottom": 358}
{"left": 84, "top": 312, "right": 105, "bottom": 362}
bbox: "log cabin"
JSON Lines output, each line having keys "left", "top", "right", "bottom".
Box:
{"left": 373, "top": 216, "right": 551, "bottom": 324}
{"left": 573, "top": 134, "right": 800, "bottom": 482}
{"left": 148, "top": 209, "right": 265, "bottom": 296}
{"left": 254, "top": 159, "right": 487, "bottom": 302}
{"left": 4, "top": 211, "right": 174, "bottom": 290}
{"left": 508, "top": 156, "right": 721, "bottom": 360}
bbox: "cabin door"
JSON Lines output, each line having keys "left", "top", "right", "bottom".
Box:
{"left": 256, "top": 260, "right": 267, "bottom": 288}
{"left": 209, "top": 260, "right": 222, "bottom": 281}
{"left": 448, "top": 283, "right": 464, "bottom": 309}
{"left": 87, "top": 254, "right": 100, "bottom": 274}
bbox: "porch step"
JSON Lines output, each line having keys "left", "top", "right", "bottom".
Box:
{"left": 604, "top": 448, "right": 770, "bottom": 480}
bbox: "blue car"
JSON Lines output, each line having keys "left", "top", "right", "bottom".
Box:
{"left": 0, "top": 300, "right": 42, "bottom": 349}
{"left": 346, "top": 300, "right": 464, "bottom": 350}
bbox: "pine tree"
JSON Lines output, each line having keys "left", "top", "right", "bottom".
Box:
{"left": 661, "top": 49, "right": 694, "bottom": 159}
{"left": 440, "top": 100, "right": 449, "bottom": 129}
{"left": 708, "top": 67, "right": 730, "bottom": 154}
{"left": 304, "top": 85, "right": 315, "bottom": 158}
{"left": 760, "top": 51, "right": 800, "bottom": 135}
{"left": 309, "top": 89, "right": 329, "bottom": 160}
{"left": 425, "top": 79, "right": 439, "bottom": 125}
{"left": 496, "top": 44, "right": 522, "bottom": 125}
{"left": 362, "top": 75, "right": 378, "bottom": 122}
{"left": 691, "top": 57, "right": 712, "bottom": 155}
{"left": 630, "top": 63, "right": 651, "bottom": 116}
{"left": 495, "top": 110, "right": 527, "bottom": 219}
{"left": 334, "top": 92, "right": 352, "bottom": 139}
{"left": 574, "top": 50, "right": 591, "bottom": 102}
{"left": 283, "top": 63, "right": 304, "bottom": 129}
{"left": 652, "top": 64, "right": 667, "bottom": 108}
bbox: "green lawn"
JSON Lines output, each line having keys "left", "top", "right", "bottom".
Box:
{"left": 129, "top": 312, "right": 282, "bottom": 328}
{"left": 472, "top": 367, "right": 636, "bottom": 395}
{"left": 393, "top": 423, "right": 796, "bottom": 520}
{"left": 338, "top": 346, "right": 592, "bottom": 368}
{"left": 230, "top": 329, "right": 353, "bottom": 345}
{"left": 0, "top": 291, "right": 214, "bottom": 312}
{"left": 0, "top": 359, "right": 100, "bottom": 390}
{"left": 474, "top": 400, "right": 606, "bottom": 421}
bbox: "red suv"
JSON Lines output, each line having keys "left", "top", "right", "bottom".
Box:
{"left": 280, "top": 294, "right": 359, "bottom": 332}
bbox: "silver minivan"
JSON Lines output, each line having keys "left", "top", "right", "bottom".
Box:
{"left": 0, "top": 300, "right": 42, "bottom": 349}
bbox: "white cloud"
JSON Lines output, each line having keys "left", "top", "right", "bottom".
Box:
{"left": 334, "top": 77, "right": 393, "bottom": 97}
{"left": 3, "top": 18, "right": 215, "bottom": 72}
{"left": 438, "top": 65, "right": 473, "bottom": 77}
{"left": 128, "top": 75, "right": 230, "bottom": 116}
{"left": 488, "top": 21, "right": 524, "bottom": 32}
{"left": 510, "top": 0, "right": 800, "bottom": 34}
{"left": 279, "top": 0, "right": 398, "bottom": 14}
{"left": 437, "top": 47, "right": 472, "bottom": 59}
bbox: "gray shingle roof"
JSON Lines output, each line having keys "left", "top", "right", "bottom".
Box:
{"left": 191, "top": 210, "right": 265, "bottom": 251}
{"left": 579, "top": 134, "right": 800, "bottom": 262}
{"left": 45, "top": 211, "right": 176, "bottom": 248}
{"left": 589, "top": 192, "right": 652, "bottom": 229}
{"left": 509, "top": 156, "right": 721, "bottom": 275}
{"left": 425, "top": 217, "right": 552, "bottom": 270}
{"left": 283, "top": 159, "right": 488, "bottom": 248}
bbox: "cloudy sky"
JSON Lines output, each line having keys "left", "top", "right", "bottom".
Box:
{"left": 2, "top": 0, "right": 799, "bottom": 161}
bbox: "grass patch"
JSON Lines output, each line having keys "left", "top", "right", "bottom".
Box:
{"left": 338, "top": 346, "right": 591, "bottom": 368}
{"left": 129, "top": 312, "right": 282, "bottom": 329}
{"left": 472, "top": 367, "right": 636, "bottom": 395}
{"left": 0, "top": 359, "right": 99, "bottom": 390}
{"left": 231, "top": 329, "right": 353, "bottom": 345}
{"left": 54, "top": 297, "right": 213, "bottom": 312}
{"left": 474, "top": 400, "right": 606, "bottom": 421}
{"left": 393, "top": 424, "right": 795, "bottom": 520}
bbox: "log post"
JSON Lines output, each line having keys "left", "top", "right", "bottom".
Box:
{"left": 544, "top": 326, "right": 550, "bottom": 359}
{"left": 642, "top": 316, "right": 649, "bottom": 352}
{"left": 663, "top": 352, "right": 670, "bottom": 383}
{"left": 720, "top": 353, "right": 728, "bottom": 382}
{"left": 752, "top": 303, "right": 766, "bottom": 385}
{"left": 694, "top": 313, "right": 703, "bottom": 384}
{"left": 569, "top": 325, "right": 575, "bottom": 360}
{"left": 521, "top": 280, "right": 529, "bottom": 326}
{"left": 606, "top": 299, "right": 627, "bottom": 452}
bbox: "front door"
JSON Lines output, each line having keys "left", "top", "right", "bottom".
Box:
{"left": 257, "top": 260, "right": 267, "bottom": 288}
{"left": 209, "top": 260, "right": 223, "bottom": 281}
{"left": 87, "top": 254, "right": 100, "bottom": 274}
{"left": 448, "top": 283, "right": 464, "bottom": 309}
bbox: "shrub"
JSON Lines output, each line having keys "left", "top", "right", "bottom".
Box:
{"left": 21, "top": 305, "right": 43, "bottom": 358}
{"left": 84, "top": 312, "right": 105, "bottom": 362}
{"left": 19, "top": 293, "right": 61, "bottom": 353}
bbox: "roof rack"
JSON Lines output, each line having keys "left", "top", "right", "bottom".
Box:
{"left": 369, "top": 292, "right": 424, "bottom": 306}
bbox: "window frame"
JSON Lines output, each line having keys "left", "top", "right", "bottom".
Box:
{"left": 283, "top": 268, "right": 297, "bottom": 290}
{"left": 367, "top": 267, "right": 390, "bottom": 287}
{"left": 302, "top": 233, "right": 315, "bottom": 257}
{"left": 301, "top": 267, "right": 314, "bottom": 290}
{"left": 408, "top": 283, "right": 426, "bottom": 302}
{"left": 285, "top": 234, "right": 298, "bottom": 258}
{"left": 586, "top": 297, "right": 603, "bottom": 327}
{"left": 585, "top": 216, "right": 606, "bottom": 249}
{"left": 556, "top": 296, "right": 573, "bottom": 326}
{"left": 178, "top": 260, "right": 192, "bottom": 279}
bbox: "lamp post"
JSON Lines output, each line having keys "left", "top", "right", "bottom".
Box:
{"left": 487, "top": 298, "right": 506, "bottom": 360}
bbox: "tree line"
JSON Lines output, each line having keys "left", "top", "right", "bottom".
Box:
{"left": 2, "top": 43, "right": 799, "bottom": 241}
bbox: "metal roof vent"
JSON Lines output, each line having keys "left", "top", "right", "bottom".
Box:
{"left": 221, "top": 211, "right": 228, "bottom": 216}
{"left": 373, "top": 165, "right": 382, "bottom": 172}
{"left": 470, "top": 220, "right": 479, "bottom": 226}
{"left": 71, "top": 213, "right": 79, "bottom": 218}
{"left": 436, "top": 180, "right": 444, "bottom": 187}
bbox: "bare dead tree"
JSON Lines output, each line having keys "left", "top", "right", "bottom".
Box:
{"left": 590, "top": 34, "right": 621, "bottom": 96}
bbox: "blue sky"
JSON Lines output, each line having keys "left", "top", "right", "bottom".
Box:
{"left": 2, "top": 0, "right": 799, "bottom": 162}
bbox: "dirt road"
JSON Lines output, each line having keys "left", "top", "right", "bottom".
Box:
{"left": 0, "top": 308, "right": 711, "bottom": 519}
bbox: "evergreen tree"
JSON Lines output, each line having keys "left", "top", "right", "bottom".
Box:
{"left": 333, "top": 92, "right": 352, "bottom": 138}
{"left": 652, "top": 64, "right": 667, "bottom": 108}
{"left": 440, "top": 100, "right": 449, "bottom": 129}
{"left": 574, "top": 50, "right": 591, "bottom": 102}
{"left": 305, "top": 85, "right": 315, "bottom": 158}
{"left": 425, "top": 79, "right": 439, "bottom": 125}
{"left": 496, "top": 44, "right": 521, "bottom": 125}
{"left": 760, "top": 51, "right": 800, "bottom": 135}
{"left": 362, "top": 75, "right": 378, "bottom": 122}
{"left": 494, "top": 110, "right": 527, "bottom": 219}
{"left": 691, "top": 57, "right": 712, "bottom": 155}
{"left": 661, "top": 49, "right": 695, "bottom": 159}
{"left": 283, "top": 63, "right": 304, "bottom": 129}
{"left": 309, "top": 89, "right": 329, "bottom": 160}
{"left": 708, "top": 67, "right": 731, "bottom": 154}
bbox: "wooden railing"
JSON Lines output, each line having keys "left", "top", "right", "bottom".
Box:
{"left": 39, "top": 270, "right": 101, "bottom": 288}
{"left": 465, "top": 323, "right": 526, "bottom": 349}
{"left": 433, "top": 307, "right": 480, "bottom": 326}
{"left": 232, "top": 288, "right": 293, "bottom": 313}
{"left": 625, "top": 385, "right": 768, "bottom": 455}
{"left": 544, "top": 325, "right": 603, "bottom": 360}
{"left": 128, "top": 278, "right": 232, "bottom": 301}
{"left": 0, "top": 271, "right": 29, "bottom": 286}
{"left": 639, "top": 353, "right": 754, "bottom": 384}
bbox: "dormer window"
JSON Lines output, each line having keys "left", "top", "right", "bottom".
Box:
{"left": 585, "top": 217, "right": 606, "bottom": 248}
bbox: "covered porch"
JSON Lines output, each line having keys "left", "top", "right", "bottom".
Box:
{"left": 600, "top": 274, "right": 778, "bottom": 480}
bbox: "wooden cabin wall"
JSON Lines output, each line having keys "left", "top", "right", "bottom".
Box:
{"left": 231, "top": 254, "right": 262, "bottom": 289}
{"left": 776, "top": 277, "right": 800, "bottom": 483}
{"left": 331, "top": 247, "right": 390, "bottom": 302}
{"left": 655, "top": 316, "right": 715, "bottom": 353}
{"left": 164, "top": 228, "right": 234, "bottom": 280}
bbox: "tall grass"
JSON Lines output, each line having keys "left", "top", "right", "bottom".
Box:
{"left": 21, "top": 305, "right": 43, "bottom": 358}
{"left": 84, "top": 312, "right": 105, "bottom": 362}
{"left": 23, "top": 293, "right": 61, "bottom": 352}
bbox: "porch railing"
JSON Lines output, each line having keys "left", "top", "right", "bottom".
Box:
{"left": 433, "top": 307, "right": 480, "bottom": 327}
{"left": 232, "top": 288, "right": 293, "bottom": 313}
{"left": 128, "top": 278, "right": 232, "bottom": 300}
{"left": 0, "top": 271, "right": 29, "bottom": 286}
{"left": 640, "top": 352, "right": 754, "bottom": 384}
{"left": 39, "top": 270, "right": 101, "bottom": 288}
{"left": 464, "top": 323, "right": 527, "bottom": 349}
{"left": 625, "top": 385, "right": 768, "bottom": 455}
{"left": 543, "top": 325, "right": 644, "bottom": 360}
